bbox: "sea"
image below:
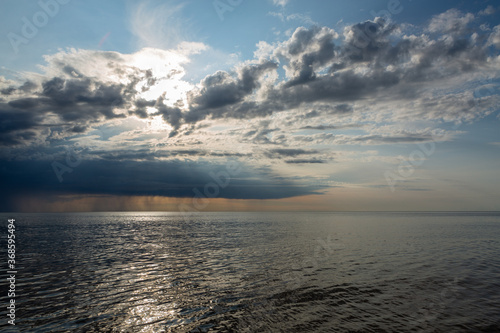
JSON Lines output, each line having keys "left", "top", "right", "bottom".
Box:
{"left": 1, "top": 211, "right": 499, "bottom": 332}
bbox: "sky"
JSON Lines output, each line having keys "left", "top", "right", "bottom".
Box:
{"left": 1, "top": 0, "right": 500, "bottom": 212}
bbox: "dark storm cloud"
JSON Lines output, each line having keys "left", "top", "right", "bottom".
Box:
{"left": 8, "top": 98, "right": 41, "bottom": 109}
{"left": 299, "top": 123, "right": 360, "bottom": 130}
{"left": 267, "top": 13, "right": 491, "bottom": 113}
{"left": 0, "top": 105, "right": 45, "bottom": 145}
{"left": 1, "top": 87, "right": 15, "bottom": 95}
{"left": 19, "top": 81, "right": 37, "bottom": 92}
{"left": 0, "top": 81, "right": 36, "bottom": 96}
{"left": 0, "top": 52, "right": 164, "bottom": 147}
{"left": 278, "top": 26, "right": 337, "bottom": 87}
{"left": 238, "top": 121, "right": 284, "bottom": 145}
{"left": 341, "top": 17, "right": 396, "bottom": 63}
{"left": 0, "top": 158, "right": 324, "bottom": 211}
{"left": 90, "top": 149, "right": 248, "bottom": 161}
{"left": 132, "top": 98, "right": 156, "bottom": 118}
{"left": 265, "top": 148, "right": 319, "bottom": 158}
{"left": 285, "top": 159, "right": 326, "bottom": 164}
{"left": 276, "top": 67, "right": 400, "bottom": 107}
{"left": 334, "top": 103, "right": 353, "bottom": 113}
{"left": 300, "top": 125, "right": 339, "bottom": 130}
{"left": 183, "top": 60, "right": 278, "bottom": 124}
{"left": 351, "top": 134, "right": 434, "bottom": 144}
{"left": 0, "top": 75, "right": 134, "bottom": 147}
{"left": 153, "top": 95, "right": 183, "bottom": 136}
{"left": 40, "top": 77, "right": 126, "bottom": 121}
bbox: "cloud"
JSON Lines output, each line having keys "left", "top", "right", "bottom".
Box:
{"left": 0, "top": 107, "right": 49, "bottom": 146}
{"left": 1, "top": 7, "right": 499, "bottom": 211}
{"left": 427, "top": 9, "right": 474, "bottom": 35}
{"left": 479, "top": 5, "right": 495, "bottom": 16}
{"left": 88, "top": 148, "right": 248, "bottom": 161}
{"left": 272, "top": 0, "right": 289, "bottom": 7}
{"left": 187, "top": 60, "right": 278, "bottom": 115}
{"left": 265, "top": 148, "right": 319, "bottom": 158}
{"left": 488, "top": 25, "right": 500, "bottom": 48}
{"left": 173, "top": 14, "right": 495, "bottom": 129}
{"left": 275, "top": 26, "right": 338, "bottom": 85}
{"left": 299, "top": 124, "right": 360, "bottom": 130}
{"left": 351, "top": 134, "right": 434, "bottom": 144}
{"left": 285, "top": 159, "right": 325, "bottom": 164}
{"left": 0, "top": 158, "right": 325, "bottom": 211}
{"left": 268, "top": 12, "right": 317, "bottom": 25}
{"left": 342, "top": 17, "right": 396, "bottom": 63}
{"left": 3, "top": 8, "right": 499, "bottom": 148}
{"left": 129, "top": 0, "right": 189, "bottom": 49}
{"left": 0, "top": 47, "right": 196, "bottom": 147}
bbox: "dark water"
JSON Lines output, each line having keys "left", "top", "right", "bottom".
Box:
{"left": 1, "top": 212, "right": 500, "bottom": 332}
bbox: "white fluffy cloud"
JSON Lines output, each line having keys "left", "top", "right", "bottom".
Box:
{"left": 427, "top": 8, "right": 475, "bottom": 34}
{"left": 488, "top": 25, "right": 500, "bottom": 48}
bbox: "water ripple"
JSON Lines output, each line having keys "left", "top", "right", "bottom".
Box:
{"left": 0, "top": 212, "right": 499, "bottom": 332}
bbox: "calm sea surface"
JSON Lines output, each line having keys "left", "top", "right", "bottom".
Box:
{"left": 1, "top": 212, "right": 499, "bottom": 332}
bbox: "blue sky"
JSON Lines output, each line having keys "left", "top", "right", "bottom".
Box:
{"left": 1, "top": 0, "right": 499, "bottom": 212}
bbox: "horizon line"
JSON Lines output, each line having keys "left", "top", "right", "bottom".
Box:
{"left": 2, "top": 210, "right": 500, "bottom": 214}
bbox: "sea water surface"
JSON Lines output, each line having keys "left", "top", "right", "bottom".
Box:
{"left": 1, "top": 212, "right": 499, "bottom": 332}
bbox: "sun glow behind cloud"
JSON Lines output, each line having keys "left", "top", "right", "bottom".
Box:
{"left": 147, "top": 115, "right": 173, "bottom": 132}
{"left": 131, "top": 47, "right": 195, "bottom": 107}
{"left": 34, "top": 45, "right": 207, "bottom": 138}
